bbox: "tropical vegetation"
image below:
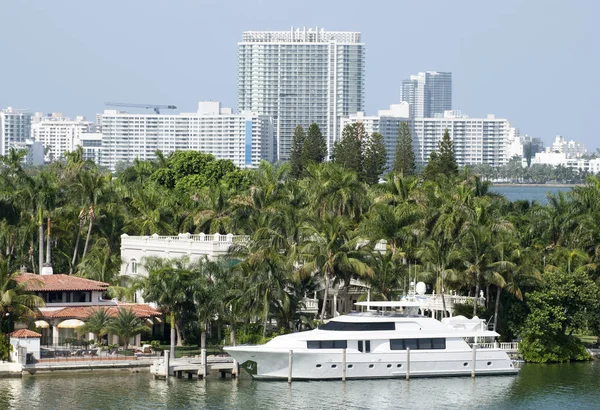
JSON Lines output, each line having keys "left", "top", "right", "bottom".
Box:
{"left": 1, "top": 122, "right": 600, "bottom": 363}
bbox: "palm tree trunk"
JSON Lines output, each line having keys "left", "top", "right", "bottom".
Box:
{"left": 170, "top": 312, "right": 176, "bottom": 360}
{"left": 319, "top": 274, "right": 331, "bottom": 323}
{"left": 493, "top": 287, "right": 502, "bottom": 332}
{"left": 45, "top": 218, "right": 51, "bottom": 265}
{"left": 440, "top": 267, "right": 448, "bottom": 318}
{"left": 175, "top": 322, "right": 183, "bottom": 347}
{"left": 230, "top": 324, "right": 237, "bottom": 346}
{"left": 71, "top": 216, "right": 84, "bottom": 274}
{"left": 38, "top": 222, "right": 43, "bottom": 274}
{"left": 82, "top": 210, "right": 93, "bottom": 261}
{"left": 200, "top": 321, "right": 206, "bottom": 350}
{"left": 473, "top": 280, "right": 480, "bottom": 317}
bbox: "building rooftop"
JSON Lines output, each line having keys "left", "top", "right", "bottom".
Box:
{"left": 16, "top": 273, "right": 109, "bottom": 292}
{"left": 10, "top": 329, "right": 42, "bottom": 338}
{"left": 38, "top": 304, "right": 161, "bottom": 320}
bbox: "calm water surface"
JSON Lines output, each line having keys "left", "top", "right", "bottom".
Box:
{"left": 490, "top": 185, "right": 573, "bottom": 205}
{"left": 1, "top": 362, "right": 599, "bottom": 409}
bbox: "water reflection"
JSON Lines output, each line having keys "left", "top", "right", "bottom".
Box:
{"left": 2, "top": 362, "right": 599, "bottom": 410}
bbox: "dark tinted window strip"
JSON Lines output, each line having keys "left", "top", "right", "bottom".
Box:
{"left": 320, "top": 322, "right": 396, "bottom": 331}
{"left": 389, "top": 338, "right": 446, "bottom": 350}
{"left": 307, "top": 340, "right": 348, "bottom": 349}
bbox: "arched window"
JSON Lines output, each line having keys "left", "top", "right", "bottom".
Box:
{"left": 131, "top": 259, "right": 137, "bottom": 274}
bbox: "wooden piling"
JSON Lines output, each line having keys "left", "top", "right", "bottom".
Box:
{"left": 342, "top": 348, "right": 347, "bottom": 382}
{"left": 288, "top": 350, "right": 293, "bottom": 384}
{"left": 471, "top": 344, "right": 477, "bottom": 378}
{"left": 201, "top": 348, "right": 207, "bottom": 378}
{"left": 406, "top": 347, "right": 410, "bottom": 380}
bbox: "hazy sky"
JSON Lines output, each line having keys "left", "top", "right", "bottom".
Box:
{"left": 1, "top": 0, "right": 598, "bottom": 149}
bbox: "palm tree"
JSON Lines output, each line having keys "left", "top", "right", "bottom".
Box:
{"left": 77, "top": 308, "right": 112, "bottom": 343}
{"left": 191, "top": 185, "right": 234, "bottom": 234}
{"left": 229, "top": 227, "right": 294, "bottom": 336}
{"left": 105, "top": 308, "right": 148, "bottom": 349}
{"left": 0, "top": 264, "right": 45, "bottom": 333}
{"left": 303, "top": 163, "right": 368, "bottom": 221}
{"left": 417, "top": 239, "right": 456, "bottom": 318}
{"left": 297, "top": 215, "right": 374, "bottom": 322}
{"left": 140, "top": 258, "right": 193, "bottom": 359}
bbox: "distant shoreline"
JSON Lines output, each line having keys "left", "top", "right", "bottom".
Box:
{"left": 492, "top": 183, "right": 580, "bottom": 188}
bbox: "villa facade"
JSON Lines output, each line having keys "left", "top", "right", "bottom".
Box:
{"left": 16, "top": 270, "right": 162, "bottom": 347}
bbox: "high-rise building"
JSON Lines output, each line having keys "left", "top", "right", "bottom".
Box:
{"left": 1, "top": 107, "right": 32, "bottom": 156}
{"left": 412, "top": 111, "right": 516, "bottom": 167}
{"left": 31, "top": 113, "right": 96, "bottom": 162}
{"left": 238, "top": 27, "right": 365, "bottom": 161}
{"left": 401, "top": 71, "right": 452, "bottom": 118}
{"left": 100, "top": 102, "right": 274, "bottom": 171}
{"left": 340, "top": 103, "right": 411, "bottom": 171}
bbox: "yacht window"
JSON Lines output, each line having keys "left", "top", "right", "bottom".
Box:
{"left": 390, "top": 338, "right": 446, "bottom": 350}
{"left": 320, "top": 322, "right": 395, "bottom": 331}
{"left": 418, "top": 339, "right": 432, "bottom": 349}
{"left": 358, "top": 341, "right": 363, "bottom": 352}
{"left": 365, "top": 340, "right": 371, "bottom": 353}
{"left": 431, "top": 338, "right": 446, "bottom": 349}
{"left": 404, "top": 339, "right": 418, "bottom": 350}
{"left": 307, "top": 340, "right": 347, "bottom": 349}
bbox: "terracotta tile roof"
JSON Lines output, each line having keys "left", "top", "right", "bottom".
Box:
{"left": 16, "top": 273, "right": 109, "bottom": 292}
{"left": 37, "top": 304, "right": 161, "bottom": 320}
{"left": 10, "top": 329, "right": 42, "bottom": 338}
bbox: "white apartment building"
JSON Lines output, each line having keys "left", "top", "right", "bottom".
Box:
{"left": 549, "top": 135, "right": 586, "bottom": 158}
{"left": 401, "top": 71, "right": 452, "bottom": 118}
{"left": 1, "top": 107, "right": 32, "bottom": 156}
{"left": 77, "top": 131, "right": 103, "bottom": 164}
{"left": 412, "top": 111, "right": 517, "bottom": 167}
{"left": 30, "top": 113, "right": 95, "bottom": 162}
{"left": 340, "top": 103, "right": 411, "bottom": 171}
{"left": 100, "top": 101, "right": 274, "bottom": 171}
{"left": 238, "top": 27, "right": 365, "bottom": 161}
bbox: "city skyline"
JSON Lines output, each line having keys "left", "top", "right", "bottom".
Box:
{"left": 0, "top": 1, "right": 598, "bottom": 149}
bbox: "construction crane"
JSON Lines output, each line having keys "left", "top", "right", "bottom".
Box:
{"left": 104, "top": 102, "right": 177, "bottom": 114}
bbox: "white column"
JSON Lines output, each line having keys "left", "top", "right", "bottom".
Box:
{"left": 333, "top": 294, "right": 337, "bottom": 317}
{"left": 52, "top": 323, "right": 60, "bottom": 346}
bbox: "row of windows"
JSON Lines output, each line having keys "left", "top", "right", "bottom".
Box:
{"left": 306, "top": 338, "right": 446, "bottom": 350}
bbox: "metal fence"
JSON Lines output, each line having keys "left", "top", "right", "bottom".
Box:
{"left": 38, "top": 345, "right": 161, "bottom": 363}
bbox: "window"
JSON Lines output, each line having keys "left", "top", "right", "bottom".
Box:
{"left": 390, "top": 338, "right": 446, "bottom": 350}
{"left": 320, "top": 321, "right": 395, "bottom": 331}
{"left": 307, "top": 340, "right": 347, "bottom": 349}
{"left": 130, "top": 259, "right": 137, "bottom": 274}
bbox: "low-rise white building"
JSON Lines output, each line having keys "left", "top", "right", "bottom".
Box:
{"left": 530, "top": 151, "right": 600, "bottom": 174}
{"left": 120, "top": 233, "right": 244, "bottom": 277}
{"left": 101, "top": 102, "right": 274, "bottom": 171}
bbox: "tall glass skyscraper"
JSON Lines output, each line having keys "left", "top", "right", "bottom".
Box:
{"left": 401, "top": 71, "right": 452, "bottom": 118}
{"left": 238, "top": 27, "right": 365, "bottom": 161}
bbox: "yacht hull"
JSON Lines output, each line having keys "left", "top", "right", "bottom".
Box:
{"left": 225, "top": 347, "right": 519, "bottom": 380}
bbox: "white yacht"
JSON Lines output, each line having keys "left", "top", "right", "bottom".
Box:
{"left": 225, "top": 287, "right": 519, "bottom": 380}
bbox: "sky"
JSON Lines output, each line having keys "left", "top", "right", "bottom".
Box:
{"left": 1, "top": 0, "right": 598, "bottom": 150}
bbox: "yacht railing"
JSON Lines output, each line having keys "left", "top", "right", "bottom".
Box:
{"left": 470, "top": 342, "right": 519, "bottom": 352}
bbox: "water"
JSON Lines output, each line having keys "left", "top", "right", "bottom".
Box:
{"left": 1, "top": 362, "right": 599, "bottom": 409}
{"left": 490, "top": 185, "right": 574, "bottom": 205}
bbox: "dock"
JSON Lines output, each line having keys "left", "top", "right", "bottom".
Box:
{"left": 151, "top": 351, "right": 239, "bottom": 380}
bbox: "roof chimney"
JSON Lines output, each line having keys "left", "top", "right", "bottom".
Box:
{"left": 41, "top": 263, "right": 53, "bottom": 275}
